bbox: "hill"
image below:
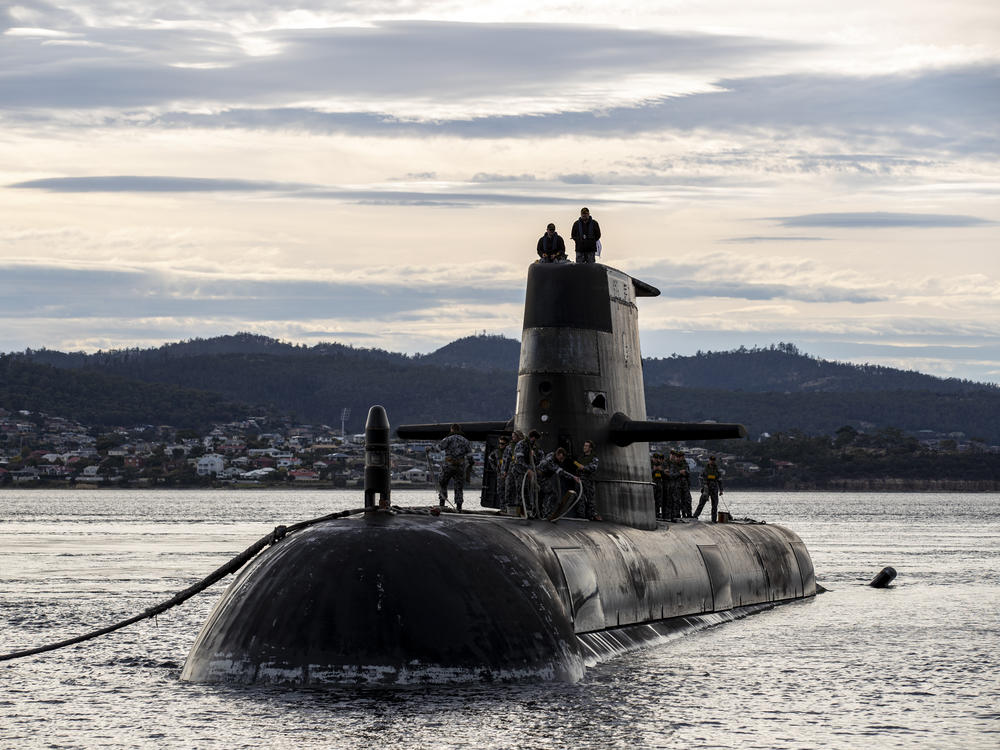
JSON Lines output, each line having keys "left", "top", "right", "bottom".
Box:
{"left": 642, "top": 343, "right": 993, "bottom": 393}
{"left": 13, "top": 335, "right": 519, "bottom": 430}
{"left": 416, "top": 334, "right": 521, "bottom": 371}
{"left": 645, "top": 385, "right": 1000, "bottom": 444}
{"left": 0, "top": 354, "right": 249, "bottom": 430}
{"left": 6, "top": 335, "right": 1000, "bottom": 440}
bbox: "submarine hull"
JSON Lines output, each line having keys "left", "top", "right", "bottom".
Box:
{"left": 181, "top": 513, "right": 815, "bottom": 685}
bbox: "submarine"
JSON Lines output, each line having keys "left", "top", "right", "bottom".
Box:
{"left": 181, "top": 261, "right": 817, "bottom": 684}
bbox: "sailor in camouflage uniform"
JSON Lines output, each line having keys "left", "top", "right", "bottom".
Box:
{"left": 665, "top": 450, "right": 682, "bottom": 518}
{"left": 493, "top": 435, "right": 510, "bottom": 512}
{"left": 434, "top": 423, "right": 472, "bottom": 511}
{"left": 651, "top": 452, "right": 666, "bottom": 519}
{"left": 502, "top": 431, "right": 523, "bottom": 512}
{"left": 695, "top": 456, "right": 724, "bottom": 522}
{"left": 511, "top": 430, "right": 544, "bottom": 517}
{"left": 677, "top": 450, "right": 693, "bottom": 518}
{"left": 536, "top": 447, "right": 572, "bottom": 519}
{"left": 573, "top": 440, "right": 601, "bottom": 521}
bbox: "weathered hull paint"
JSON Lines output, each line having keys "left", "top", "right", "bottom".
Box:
{"left": 181, "top": 511, "right": 815, "bottom": 685}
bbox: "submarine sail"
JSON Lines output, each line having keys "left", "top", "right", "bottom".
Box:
{"left": 181, "top": 262, "right": 816, "bottom": 685}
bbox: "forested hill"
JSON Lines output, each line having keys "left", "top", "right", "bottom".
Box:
{"left": 6, "top": 335, "right": 1000, "bottom": 440}
{"left": 0, "top": 355, "right": 248, "bottom": 430}
{"left": 414, "top": 335, "right": 522, "bottom": 372}
{"left": 643, "top": 343, "right": 995, "bottom": 393}
{"left": 23, "top": 335, "right": 994, "bottom": 394}
{"left": 25, "top": 332, "right": 410, "bottom": 368}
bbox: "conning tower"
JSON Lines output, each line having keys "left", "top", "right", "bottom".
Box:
{"left": 400, "top": 262, "right": 744, "bottom": 526}
{"left": 517, "top": 262, "right": 660, "bottom": 527}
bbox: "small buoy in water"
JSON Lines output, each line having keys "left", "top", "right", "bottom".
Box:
{"left": 869, "top": 566, "right": 897, "bottom": 588}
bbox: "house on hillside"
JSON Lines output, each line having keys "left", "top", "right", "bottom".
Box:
{"left": 196, "top": 454, "right": 226, "bottom": 477}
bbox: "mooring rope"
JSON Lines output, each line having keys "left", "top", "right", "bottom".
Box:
{"left": 0, "top": 506, "right": 368, "bottom": 663}
{"left": 552, "top": 475, "right": 584, "bottom": 521}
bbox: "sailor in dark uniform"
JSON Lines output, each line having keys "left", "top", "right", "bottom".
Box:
{"left": 677, "top": 450, "right": 693, "bottom": 517}
{"left": 511, "top": 430, "right": 543, "bottom": 517}
{"left": 536, "top": 223, "right": 567, "bottom": 263}
{"left": 434, "top": 423, "right": 472, "bottom": 511}
{"left": 573, "top": 440, "right": 601, "bottom": 521}
{"left": 537, "top": 447, "right": 572, "bottom": 519}
{"left": 696, "top": 456, "right": 724, "bottom": 522}
{"left": 651, "top": 452, "right": 666, "bottom": 519}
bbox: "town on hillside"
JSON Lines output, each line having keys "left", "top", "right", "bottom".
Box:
{"left": 2, "top": 407, "right": 998, "bottom": 492}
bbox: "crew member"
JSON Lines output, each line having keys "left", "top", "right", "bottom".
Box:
{"left": 677, "top": 450, "right": 693, "bottom": 518}
{"left": 536, "top": 223, "right": 567, "bottom": 263}
{"left": 434, "top": 423, "right": 472, "bottom": 511}
{"left": 503, "top": 431, "right": 523, "bottom": 512}
{"left": 573, "top": 440, "right": 601, "bottom": 521}
{"left": 651, "top": 452, "right": 666, "bottom": 519}
{"left": 570, "top": 207, "right": 601, "bottom": 263}
{"left": 494, "top": 434, "right": 510, "bottom": 512}
{"left": 512, "top": 430, "right": 543, "bottom": 517}
{"left": 665, "top": 449, "right": 681, "bottom": 519}
{"left": 537, "top": 446, "right": 573, "bottom": 519}
{"left": 695, "top": 456, "right": 724, "bottom": 522}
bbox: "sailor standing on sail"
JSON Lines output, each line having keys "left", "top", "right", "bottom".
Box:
{"left": 434, "top": 424, "right": 472, "bottom": 512}
{"left": 570, "top": 207, "right": 601, "bottom": 263}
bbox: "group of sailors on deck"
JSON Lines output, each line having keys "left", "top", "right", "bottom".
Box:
{"left": 434, "top": 423, "right": 725, "bottom": 523}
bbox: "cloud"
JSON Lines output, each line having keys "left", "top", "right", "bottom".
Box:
{"left": 722, "top": 236, "right": 829, "bottom": 243}
{"left": 773, "top": 212, "right": 994, "bottom": 228}
{"left": 131, "top": 65, "right": 1000, "bottom": 155}
{"left": 628, "top": 255, "right": 893, "bottom": 304}
{"left": 0, "top": 263, "right": 524, "bottom": 322}
{"left": 9, "top": 176, "right": 306, "bottom": 192}
{"left": 657, "top": 282, "right": 886, "bottom": 304}
{"left": 0, "top": 22, "right": 801, "bottom": 111}
{"left": 2, "top": 14, "right": 997, "bottom": 157}
{"left": 7, "top": 174, "right": 651, "bottom": 206}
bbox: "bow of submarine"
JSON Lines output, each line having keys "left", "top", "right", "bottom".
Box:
{"left": 180, "top": 511, "right": 583, "bottom": 684}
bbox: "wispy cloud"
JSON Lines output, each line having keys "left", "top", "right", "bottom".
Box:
{"left": 9, "top": 176, "right": 307, "bottom": 192}
{"left": 8, "top": 174, "right": 648, "bottom": 206}
{"left": 0, "top": 263, "right": 524, "bottom": 321}
{"left": 0, "top": 22, "right": 803, "bottom": 113}
{"left": 130, "top": 66, "right": 1000, "bottom": 156}
{"left": 722, "top": 236, "right": 829, "bottom": 243}
{"left": 772, "top": 212, "right": 995, "bottom": 228}
{"left": 4, "top": 14, "right": 997, "bottom": 157}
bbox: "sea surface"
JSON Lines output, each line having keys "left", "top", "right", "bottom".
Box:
{"left": 1, "top": 489, "right": 997, "bottom": 749}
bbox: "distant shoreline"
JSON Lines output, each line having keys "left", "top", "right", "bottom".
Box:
{"left": 4, "top": 480, "right": 999, "bottom": 492}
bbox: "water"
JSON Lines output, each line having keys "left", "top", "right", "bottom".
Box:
{"left": 1, "top": 490, "right": 997, "bottom": 749}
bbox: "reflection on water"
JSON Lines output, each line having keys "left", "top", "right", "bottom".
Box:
{"left": 1, "top": 490, "right": 998, "bottom": 749}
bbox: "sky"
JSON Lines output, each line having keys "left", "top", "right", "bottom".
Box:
{"left": 2, "top": 1, "right": 999, "bottom": 383}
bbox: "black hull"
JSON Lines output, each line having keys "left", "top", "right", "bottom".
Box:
{"left": 181, "top": 511, "right": 816, "bottom": 684}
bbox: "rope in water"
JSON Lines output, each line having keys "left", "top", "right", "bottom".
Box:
{"left": 0, "top": 506, "right": 369, "bottom": 663}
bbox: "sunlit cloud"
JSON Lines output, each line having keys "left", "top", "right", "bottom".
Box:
{"left": 773, "top": 212, "right": 995, "bottom": 228}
